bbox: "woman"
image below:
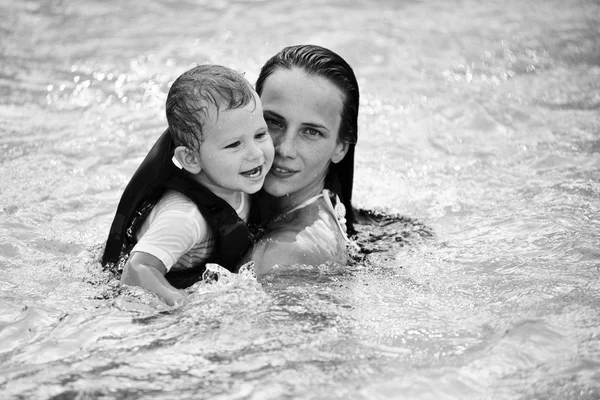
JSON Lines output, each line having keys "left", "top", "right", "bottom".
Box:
{"left": 246, "top": 44, "right": 359, "bottom": 274}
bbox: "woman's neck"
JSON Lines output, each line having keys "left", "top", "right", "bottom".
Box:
{"left": 276, "top": 179, "right": 325, "bottom": 215}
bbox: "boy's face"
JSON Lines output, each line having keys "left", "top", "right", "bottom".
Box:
{"left": 196, "top": 92, "right": 274, "bottom": 197}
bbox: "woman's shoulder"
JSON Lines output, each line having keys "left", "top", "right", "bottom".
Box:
{"left": 250, "top": 197, "right": 348, "bottom": 274}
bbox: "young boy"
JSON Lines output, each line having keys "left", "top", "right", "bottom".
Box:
{"left": 101, "top": 65, "right": 274, "bottom": 306}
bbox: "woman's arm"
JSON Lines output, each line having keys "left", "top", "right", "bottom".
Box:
{"left": 250, "top": 221, "right": 347, "bottom": 275}
{"left": 249, "top": 236, "right": 307, "bottom": 275}
{"left": 121, "top": 251, "right": 186, "bottom": 306}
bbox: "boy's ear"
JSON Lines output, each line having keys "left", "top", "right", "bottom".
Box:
{"left": 331, "top": 141, "right": 349, "bottom": 164}
{"left": 173, "top": 146, "right": 202, "bottom": 174}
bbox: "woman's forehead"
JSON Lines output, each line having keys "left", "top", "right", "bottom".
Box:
{"left": 260, "top": 68, "right": 343, "bottom": 127}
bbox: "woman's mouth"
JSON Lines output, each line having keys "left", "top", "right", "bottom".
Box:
{"left": 269, "top": 164, "right": 297, "bottom": 178}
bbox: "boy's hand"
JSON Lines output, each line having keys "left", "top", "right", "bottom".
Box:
{"left": 161, "top": 287, "right": 186, "bottom": 307}
{"left": 121, "top": 251, "right": 186, "bottom": 307}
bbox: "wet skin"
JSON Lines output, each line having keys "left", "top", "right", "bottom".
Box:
{"left": 247, "top": 68, "right": 350, "bottom": 273}
{"left": 260, "top": 68, "right": 348, "bottom": 213}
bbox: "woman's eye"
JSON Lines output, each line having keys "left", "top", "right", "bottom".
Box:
{"left": 265, "top": 118, "right": 283, "bottom": 130}
{"left": 225, "top": 141, "right": 241, "bottom": 149}
{"left": 304, "top": 128, "right": 321, "bottom": 137}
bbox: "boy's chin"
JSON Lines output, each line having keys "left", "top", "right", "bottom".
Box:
{"left": 241, "top": 181, "right": 265, "bottom": 194}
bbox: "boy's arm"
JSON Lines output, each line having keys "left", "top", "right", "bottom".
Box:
{"left": 121, "top": 251, "right": 186, "bottom": 306}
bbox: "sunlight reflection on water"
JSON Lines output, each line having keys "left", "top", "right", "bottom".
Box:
{"left": 1, "top": 0, "right": 599, "bottom": 398}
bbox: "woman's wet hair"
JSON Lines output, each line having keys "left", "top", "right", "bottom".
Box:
{"left": 166, "top": 64, "right": 255, "bottom": 152}
{"left": 256, "top": 44, "right": 359, "bottom": 234}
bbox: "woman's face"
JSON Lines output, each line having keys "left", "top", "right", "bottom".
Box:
{"left": 259, "top": 68, "right": 348, "bottom": 208}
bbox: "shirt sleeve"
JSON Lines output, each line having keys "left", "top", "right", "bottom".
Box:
{"left": 131, "top": 205, "right": 208, "bottom": 272}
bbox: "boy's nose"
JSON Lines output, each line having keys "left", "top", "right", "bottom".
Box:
{"left": 246, "top": 141, "right": 264, "bottom": 161}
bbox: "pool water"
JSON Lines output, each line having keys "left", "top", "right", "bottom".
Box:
{"left": 1, "top": 0, "right": 599, "bottom": 398}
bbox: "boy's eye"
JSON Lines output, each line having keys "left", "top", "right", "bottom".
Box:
{"left": 255, "top": 131, "right": 268, "bottom": 140}
{"left": 225, "top": 141, "right": 241, "bottom": 149}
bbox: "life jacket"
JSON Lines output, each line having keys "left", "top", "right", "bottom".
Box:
{"left": 101, "top": 129, "right": 258, "bottom": 288}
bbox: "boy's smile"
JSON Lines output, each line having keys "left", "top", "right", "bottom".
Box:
{"left": 240, "top": 165, "right": 264, "bottom": 179}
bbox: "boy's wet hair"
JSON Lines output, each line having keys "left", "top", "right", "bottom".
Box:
{"left": 166, "top": 64, "right": 255, "bottom": 152}
{"left": 256, "top": 45, "right": 359, "bottom": 234}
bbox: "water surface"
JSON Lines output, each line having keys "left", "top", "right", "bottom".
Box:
{"left": 1, "top": 0, "right": 599, "bottom": 399}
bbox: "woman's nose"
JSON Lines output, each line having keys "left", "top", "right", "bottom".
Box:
{"left": 273, "top": 131, "right": 296, "bottom": 158}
